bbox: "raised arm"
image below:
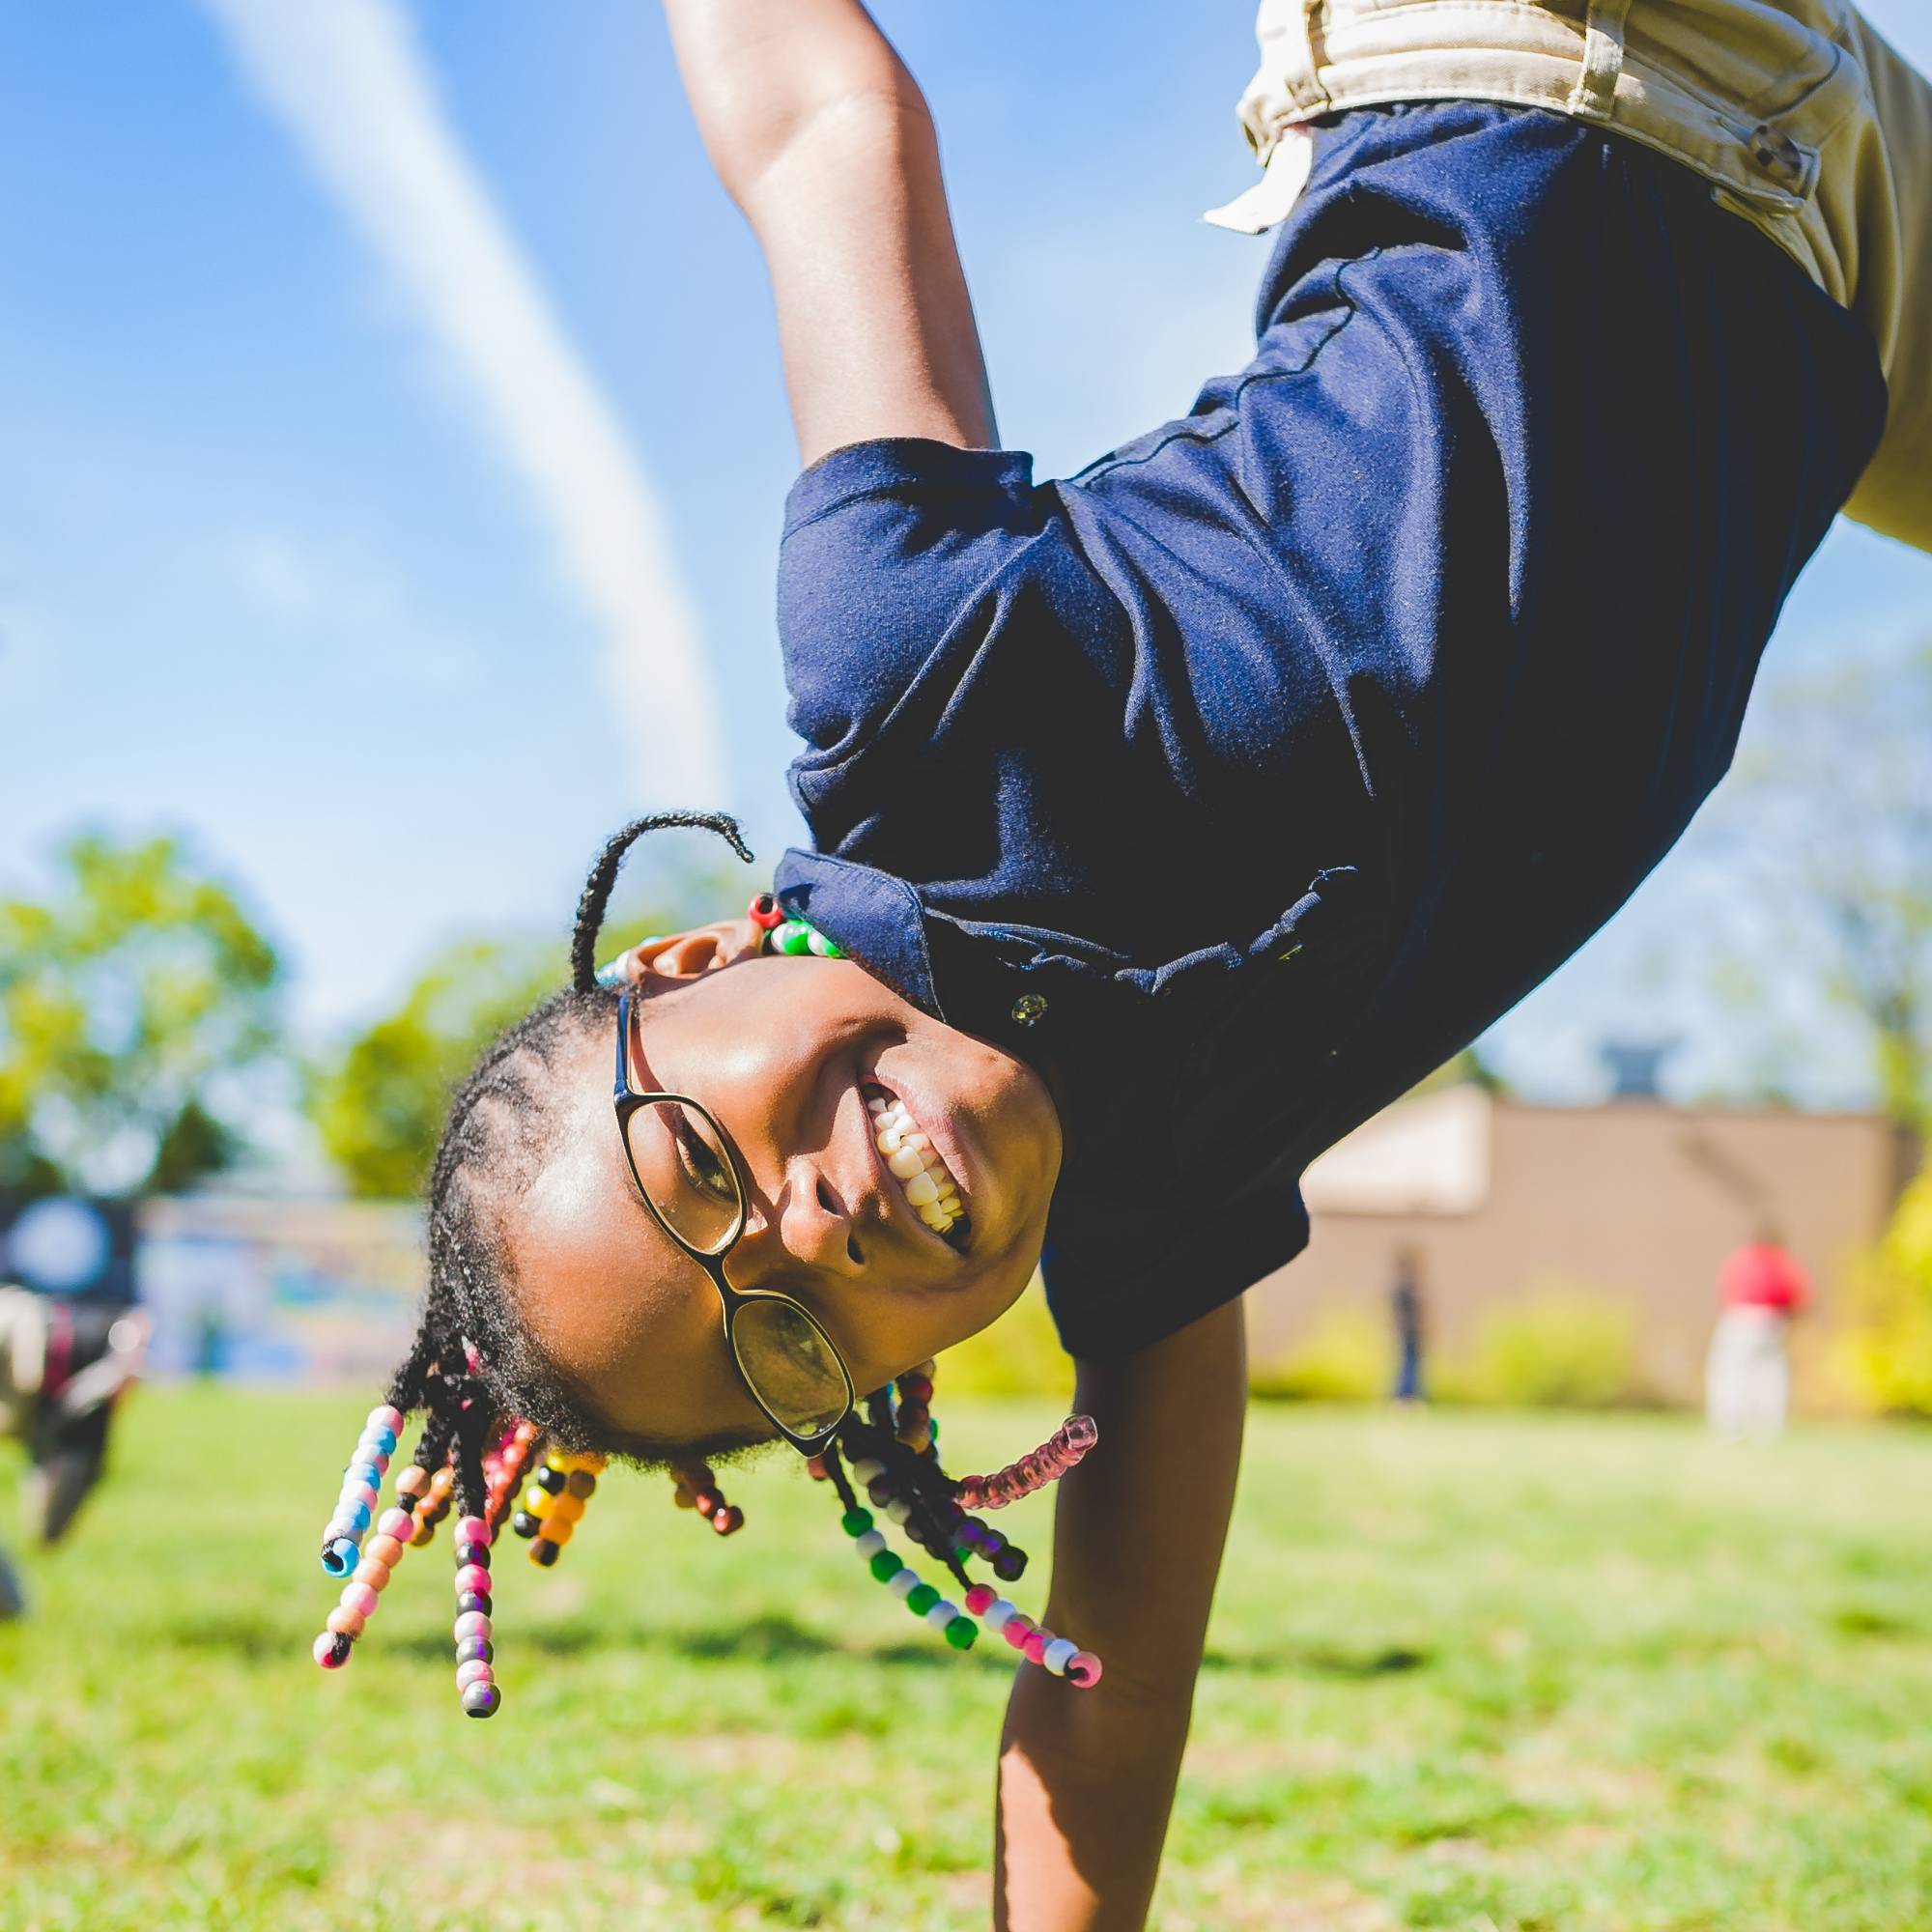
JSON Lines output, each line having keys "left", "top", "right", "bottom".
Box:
{"left": 662, "top": 0, "right": 995, "bottom": 464}
{"left": 997, "top": 1299, "right": 1248, "bottom": 1931}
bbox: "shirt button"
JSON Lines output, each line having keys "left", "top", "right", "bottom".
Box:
{"left": 1010, "top": 993, "right": 1048, "bottom": 1027}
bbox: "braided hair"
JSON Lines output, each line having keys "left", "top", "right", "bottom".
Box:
{"left": 308, "top": 812, "right": 1099, "bottom": 1714}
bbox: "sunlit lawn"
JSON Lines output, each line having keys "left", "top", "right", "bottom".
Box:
{"left": 4, "top": 1386, "right": 1931, "bottom": 1930}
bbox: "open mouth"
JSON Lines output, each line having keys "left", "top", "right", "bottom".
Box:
{"left": 863, "top": 1082, "right": 971, "bottom": 1252}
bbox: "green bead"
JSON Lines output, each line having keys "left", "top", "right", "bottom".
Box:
{"left": 841, "top": 1508, "right": 873, "bottom": 1538}
{"left": 806, "top": 928, "right": 845, "bottom": 959}
{"left": 869, "top": 1549, "right": 900, "bottom": 1583}
{"left": 774, "top": 922, "right": 813, "bottom": 956}
{"left": 944, "top": 1615, "right": 977, "bottom": 1651}
{"left": 927, "top": 1418, "right": 938, "bottom": 1441}
{"left": 906, "top": 1582, "right": 940, "bottom": 1616}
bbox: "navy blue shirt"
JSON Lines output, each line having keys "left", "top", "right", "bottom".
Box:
{"left": 771, "top": 103, "right": 1884, "bottom": 1362}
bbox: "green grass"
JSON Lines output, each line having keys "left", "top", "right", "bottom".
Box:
{"left": 4, "top": 1391, "right": 1931, "bottom": 1930}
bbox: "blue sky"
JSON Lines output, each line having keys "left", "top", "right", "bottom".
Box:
{"left": 3, "top": 0, "right": 1929, "bottom": 1112}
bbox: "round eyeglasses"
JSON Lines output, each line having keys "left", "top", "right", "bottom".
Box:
{"left": 612, "top": 988, "right": 856, "bottom": 1450}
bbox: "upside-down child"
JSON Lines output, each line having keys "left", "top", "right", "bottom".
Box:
{"left": 309, "top": 2, "right": 1929, "bottom": 1924}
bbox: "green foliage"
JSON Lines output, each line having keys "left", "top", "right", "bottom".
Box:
{"left": 1467, "top": 1287, "right": 1639, "bottom": 1408}
{"left": 937, "top": 1274, "right": 1072, "bottom": 1400}
{"left": 7, "top": 1391, "right": 1932, "bottom": 1928}
{"left": 0, "top": 832, "right": 281, "bottom": 1197}
{"left": 1251, "top": 1308, "right": 1389, "bottom": 1402}
{"left": 306, "top": 940, "right": 556, "bottom": 1199}
{"left": 1842, "top": 1160, "right": 1932, "bottom": 1414}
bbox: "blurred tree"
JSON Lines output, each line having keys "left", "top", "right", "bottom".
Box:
{"left": 0, "top": 833, "right": 281, "bottom": 1197}
{"left": 1718, "top": 640, "right": 1932, "bottom": 1165}
{"left": 307, "top": 939, "right": 555, "bottom": 1199}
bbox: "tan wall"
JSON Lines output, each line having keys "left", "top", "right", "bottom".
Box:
{"left": 1245, "top": 1099, "right": 1902, "bottom": 1407}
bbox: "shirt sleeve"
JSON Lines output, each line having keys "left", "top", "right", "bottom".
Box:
{"left": 778, "top": 438, "right": 1123, "bottom": 770}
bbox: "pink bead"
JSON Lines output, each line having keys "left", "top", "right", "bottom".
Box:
{"left": 955, "top": 1478, "right": 984, "bottom": 1510}
{"left": 454, "top": 1564, "right": 492, "bottom": 1597}
{"left": 1004, "top": 1617, "right": 1034, "bottom": 1650}
{"left": 353, "top": 1559, "right": 390, "bottom": 1593}
{"left": 345, "top": 1479, "right": 380, "bottom": 1512}
{"left": 1023, "top": 1631, "right": 1050, "bottom": 1665}
{"left": 453, "top": 1610, "right": 491, "bottom": 1642}
{"left": 327, "top": 1605, "right": 366, "bottom": 1637}
{"left": 312, "top": 1632, "right": 351, "bottom": 1668}
{"left": 339, "top": 1580, "right": 379, "bottom": 1618}
{"left": 1066, "top": 1651, "right": 1102, "bottom": 1689}
{"left": 455, "top": 1659, "right": 495, "bottom": 1690}
{"left": 1063, "top": 1415, "right": 1098, "bottom": 1453}
{"left": 370, "top": 1405, "right": 406, "bottom": 1434}
{"left": 964, "top": 1584, "right": 996, "bottom": 1616}
{"left": 455, "top": 1516, "right": 489, "bottom": 1547}
{"left": 377, "top": 1508, "right": 412, "bottom": 1542}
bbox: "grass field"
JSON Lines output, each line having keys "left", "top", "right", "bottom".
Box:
{"left": 3, "top": 1388, "right": 1931, "bottom": 1930}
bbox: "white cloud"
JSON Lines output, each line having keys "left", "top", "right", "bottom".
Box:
{"left": 197, "top": 0, "right": 724, "bottom": 802}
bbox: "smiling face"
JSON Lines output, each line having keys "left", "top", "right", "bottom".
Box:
{"left": 500, "top": 918, "right": 1062, "bottom": 1458}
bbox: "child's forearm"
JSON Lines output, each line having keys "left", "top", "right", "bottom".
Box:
{"left": 994, "top": 1301, "right": 1248, "bottom": 1930}
{"left": 661, "top": 0, "right": 920, "bottom": 222}
{"left": 662, "top": 0, "right": 994, "bottom": 461}
{"left": 997, "top": 1666, "right": 1197, "bottom": 1931}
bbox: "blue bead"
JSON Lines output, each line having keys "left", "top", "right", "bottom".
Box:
{"left": 344, "top": 1500, "right": 372, "bottom": 1533}
{"left": 320, "top": 1536, "right": 359, "bottom": 1577}
{"left": 345, "top": 1462, "right": 382, "bottom": 1489}
{"left": 368, "top": 1427, "right": 399, "bottom": 1457}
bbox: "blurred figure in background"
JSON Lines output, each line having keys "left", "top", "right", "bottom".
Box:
{"left": 1390, "top": 1247, "right": 1427, "bottom": 1406}
{"left": 1705, "top": 1233, "right": 1809, "bottom": 1439}
{"left": 0, "top": 1281, "right": 149, "bottom": 1616}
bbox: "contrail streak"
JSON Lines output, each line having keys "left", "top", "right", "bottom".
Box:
{"left": 200, "top": 0, "right": 725, "bottom": 803}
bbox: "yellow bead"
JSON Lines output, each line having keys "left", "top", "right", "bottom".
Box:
{"left": 542, "top": 1516, "right": 574, "bottom": 1547}
{"left": 548, "top": 1492, "right": 585, "bottom": 1524}
{"left": 522, "top": 1483, "right": 555, "bottom": 1519}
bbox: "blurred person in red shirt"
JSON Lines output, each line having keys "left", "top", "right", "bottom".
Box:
{"left": 1705, "top": 1236, "right": 1810, "bottom": 1439}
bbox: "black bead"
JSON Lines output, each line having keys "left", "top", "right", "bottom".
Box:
{"left": 535, "top": 1464, "right": 567, "bottom": 1495}
{"left": 993, "top": 1547, "right": 1027, "bottom": 1582}
{"left": 455, "top": 1541, "right": 490, "bottom": 1568}
{"left": 532, "top": 1539, "right": 561, "bottom": 1567}
{"left": 457, "top": 1591, "right": 492, "bottom": 1617}
{"left": 511, "top": 1510, "right": 541, "bottom": 1539}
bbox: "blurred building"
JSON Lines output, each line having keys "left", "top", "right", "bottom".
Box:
{"left": 1247, "top": 1085, "right": 1907, "bottom": 1408}
{"left": 135, "top": 1196, "right": 419, "bottom": 1382}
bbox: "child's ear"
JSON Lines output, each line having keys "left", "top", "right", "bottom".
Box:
{"left": 612, "top": 919, "right": 760, "bottom": 986}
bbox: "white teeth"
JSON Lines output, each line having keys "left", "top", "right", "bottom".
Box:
{"left": 864, "top": 1086, "right": 965, "bottom": 1236}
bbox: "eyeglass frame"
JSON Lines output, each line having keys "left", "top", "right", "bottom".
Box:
{"left": 611, "top": 985, "right": 856, "bottom": 1455}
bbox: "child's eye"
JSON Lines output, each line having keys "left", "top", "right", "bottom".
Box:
{"left": 671, "top": 1108, "right": 737, "bottom": 1204}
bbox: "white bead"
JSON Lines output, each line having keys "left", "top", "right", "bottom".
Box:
{"left": 903, "top": 1171, "right": 939, "bottom": 1207}
{"left": 852, "top": 1459, "right": 885, "bottom": 1483}
{"left": 1042, "top": 1637, "right": 1078, "bottom": 1676}
{"left": 808, "top": 929, "right": 836, "bottom": 956}
{"left": 888, "top": 1145, "right": 925, "bottom": 1179}
{"left": 925, "top": 1601, "right": 958, "bottom": 1631}
{"left": 887, "top": 1568, "right": 918, "bottom": 1599}
{"left": 983, "top": 1598, "right": 1016, "bottom": 1633}
{"left": 885, "top": 1497, "right": 912, "bottom": 1524}
{"left": 854, "top": 1529, "right": 887, "bottom": 1559}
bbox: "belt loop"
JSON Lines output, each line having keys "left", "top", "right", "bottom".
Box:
{"left": 1274, "top": 0, "right": 1331, "bottom": 116}
{"left": 1565, "top": 0, "right": 1633, "bottom": 120}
